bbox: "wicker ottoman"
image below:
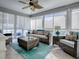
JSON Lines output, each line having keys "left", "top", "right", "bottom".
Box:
{"left": 18, "top": 37, "right": 39, "bottom": 50}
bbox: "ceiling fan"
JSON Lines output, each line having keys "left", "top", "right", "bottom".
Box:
{"left": 19, "top": 0, "right": 43, "bottom": 11}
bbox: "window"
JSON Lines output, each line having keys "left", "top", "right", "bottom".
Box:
{"left": 71, "top": 9, "right": 79, "bottom": 30}
{"left": 35, "top": 16, "right": 43, "bottom": 29}
{"left": 0, "top": 11, "right": 31, "bottom": 38}
{"left": 31, "top": 19, "right": 36, "bottom": 30}
{"left": 54, "top": 12, "right": 66, "bottom": 29}
{"left": 16, "top": 16, "right": 31, "bottom": 37}
{"left": 16, "top": 16, "right": 25, "bottom": 37}
{"left": 31, "top": 16, "right": 43, "bottom": 30}
{"left": 3, "top": 13, "right": 14, "bottom": 34}
{"left": 24, "top": 17, "right": 30, "bottom": 30}
{"left": 44, "top": 15, "right": 53, "bottom": 29}
{"left": 23, "top": 17, "right": 30, "bottom": 36}
{"left": 16, "top": 16, "right": 25, "bottom": 29}
{"left": 43, "top": 12, "right": 66, "bottom": 31}
{"left": 3, "top": 13, "right": 14, "bottom": 29}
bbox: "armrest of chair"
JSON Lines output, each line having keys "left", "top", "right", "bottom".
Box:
{"left": 76, "top": 40, "right": 79, "bottom": 58}
{"left": 74, "top": 40, "right": 79, "bottom": 57}
{"left": 74, "top": 40, "right": 77, "bottom": 48}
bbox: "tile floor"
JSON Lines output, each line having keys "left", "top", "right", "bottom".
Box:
{"left": 6, "top": 45, "right": 74, "bottom": 59}
{"left": 45, "top": 47, "right": 74, "bottom": 59}
{"left": 6, "top": 45, "right": 24, "bottom": 59}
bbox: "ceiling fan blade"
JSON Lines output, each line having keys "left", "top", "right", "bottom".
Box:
{"left": 30, "top": 0, "right": 32, "bottom": 1}
{"left": 34, "top": 3, "right": 43, "bottom": 9}
{"left": 32, "top": 0, "right": 38, "bottom": 3}
{"left": 22, "top": 6, "right": 30, "bottom": 9}
{"left": 19, "top": 1, "right": 28, "bottom": 4}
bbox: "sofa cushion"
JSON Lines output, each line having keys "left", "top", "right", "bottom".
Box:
{"left": 65, "top": 35, "right": 77, "bottom": 41}
{"left": 28, "top": 34, "right": 48, "bottom": 39}
{"left": 37, "top": 31, "right": 43, "bottom": 35}
{"left": 60, "top": 39, "right": 75, "bottom": 48}
{"left": 43, "top": 31, "right": 49, "bottom": 36}
{"left": 32, "top": 30, "right": 37, "bottom": 34}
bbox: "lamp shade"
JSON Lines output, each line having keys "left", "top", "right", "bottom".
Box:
{"left": 55, "top": 26, "right": 61, "bottom": 31}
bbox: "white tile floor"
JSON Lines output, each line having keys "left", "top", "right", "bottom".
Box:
{"left": 6, "top": 45, "right": 74, "bottom": 59}
{"left": 6, "top": 45, "right": 24, "bottom": 59}
{"left": 45, "top": 46, "right": 74, "bottom": 59}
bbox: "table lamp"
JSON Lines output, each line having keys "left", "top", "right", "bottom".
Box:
{"left": 55, "top": 26, "right": 61, "bottom": 36}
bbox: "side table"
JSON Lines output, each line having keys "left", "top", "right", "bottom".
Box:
{"left": 53, "top": 36, "right": 65, "bottom": 45}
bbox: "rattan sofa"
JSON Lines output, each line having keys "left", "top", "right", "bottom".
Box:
{"left": 29, "top": 30, "right": 51, "bottom": 44}
{"left": 59, "top": 32, "right": 79, "bottom": 58}
{"left": 18, "top": 37, "right": 39, "bottom": 50}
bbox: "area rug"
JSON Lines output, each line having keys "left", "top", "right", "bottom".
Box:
{"left": 11, "top": 43, "right": 52, "bottom": 59}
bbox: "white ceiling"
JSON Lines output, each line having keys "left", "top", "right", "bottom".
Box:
{"left": 0, "top": 0, "right": 79, "bottom": 15}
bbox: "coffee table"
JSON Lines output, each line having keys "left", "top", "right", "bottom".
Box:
{"left": 18, "top": 37, "right": 39, "bottom": 50}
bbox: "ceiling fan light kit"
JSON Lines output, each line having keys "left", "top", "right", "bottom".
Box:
{"left": 30, "top": 6, "right": 35, "bottom": 11}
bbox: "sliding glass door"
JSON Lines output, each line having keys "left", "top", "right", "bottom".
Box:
{"left": 3, "top": 13, "right": 15, "bottom": 38}
{"left": 31, "top": 16, "right": 43, "bottom": 30}
{"left": 44, "top": 15, "right": 54, "bottom": 31}
{"left": 16, "top": 16, "right": 31, "bottom": 37}
{"left": 0, "top": 11, "right": 31, "bottom": 41}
